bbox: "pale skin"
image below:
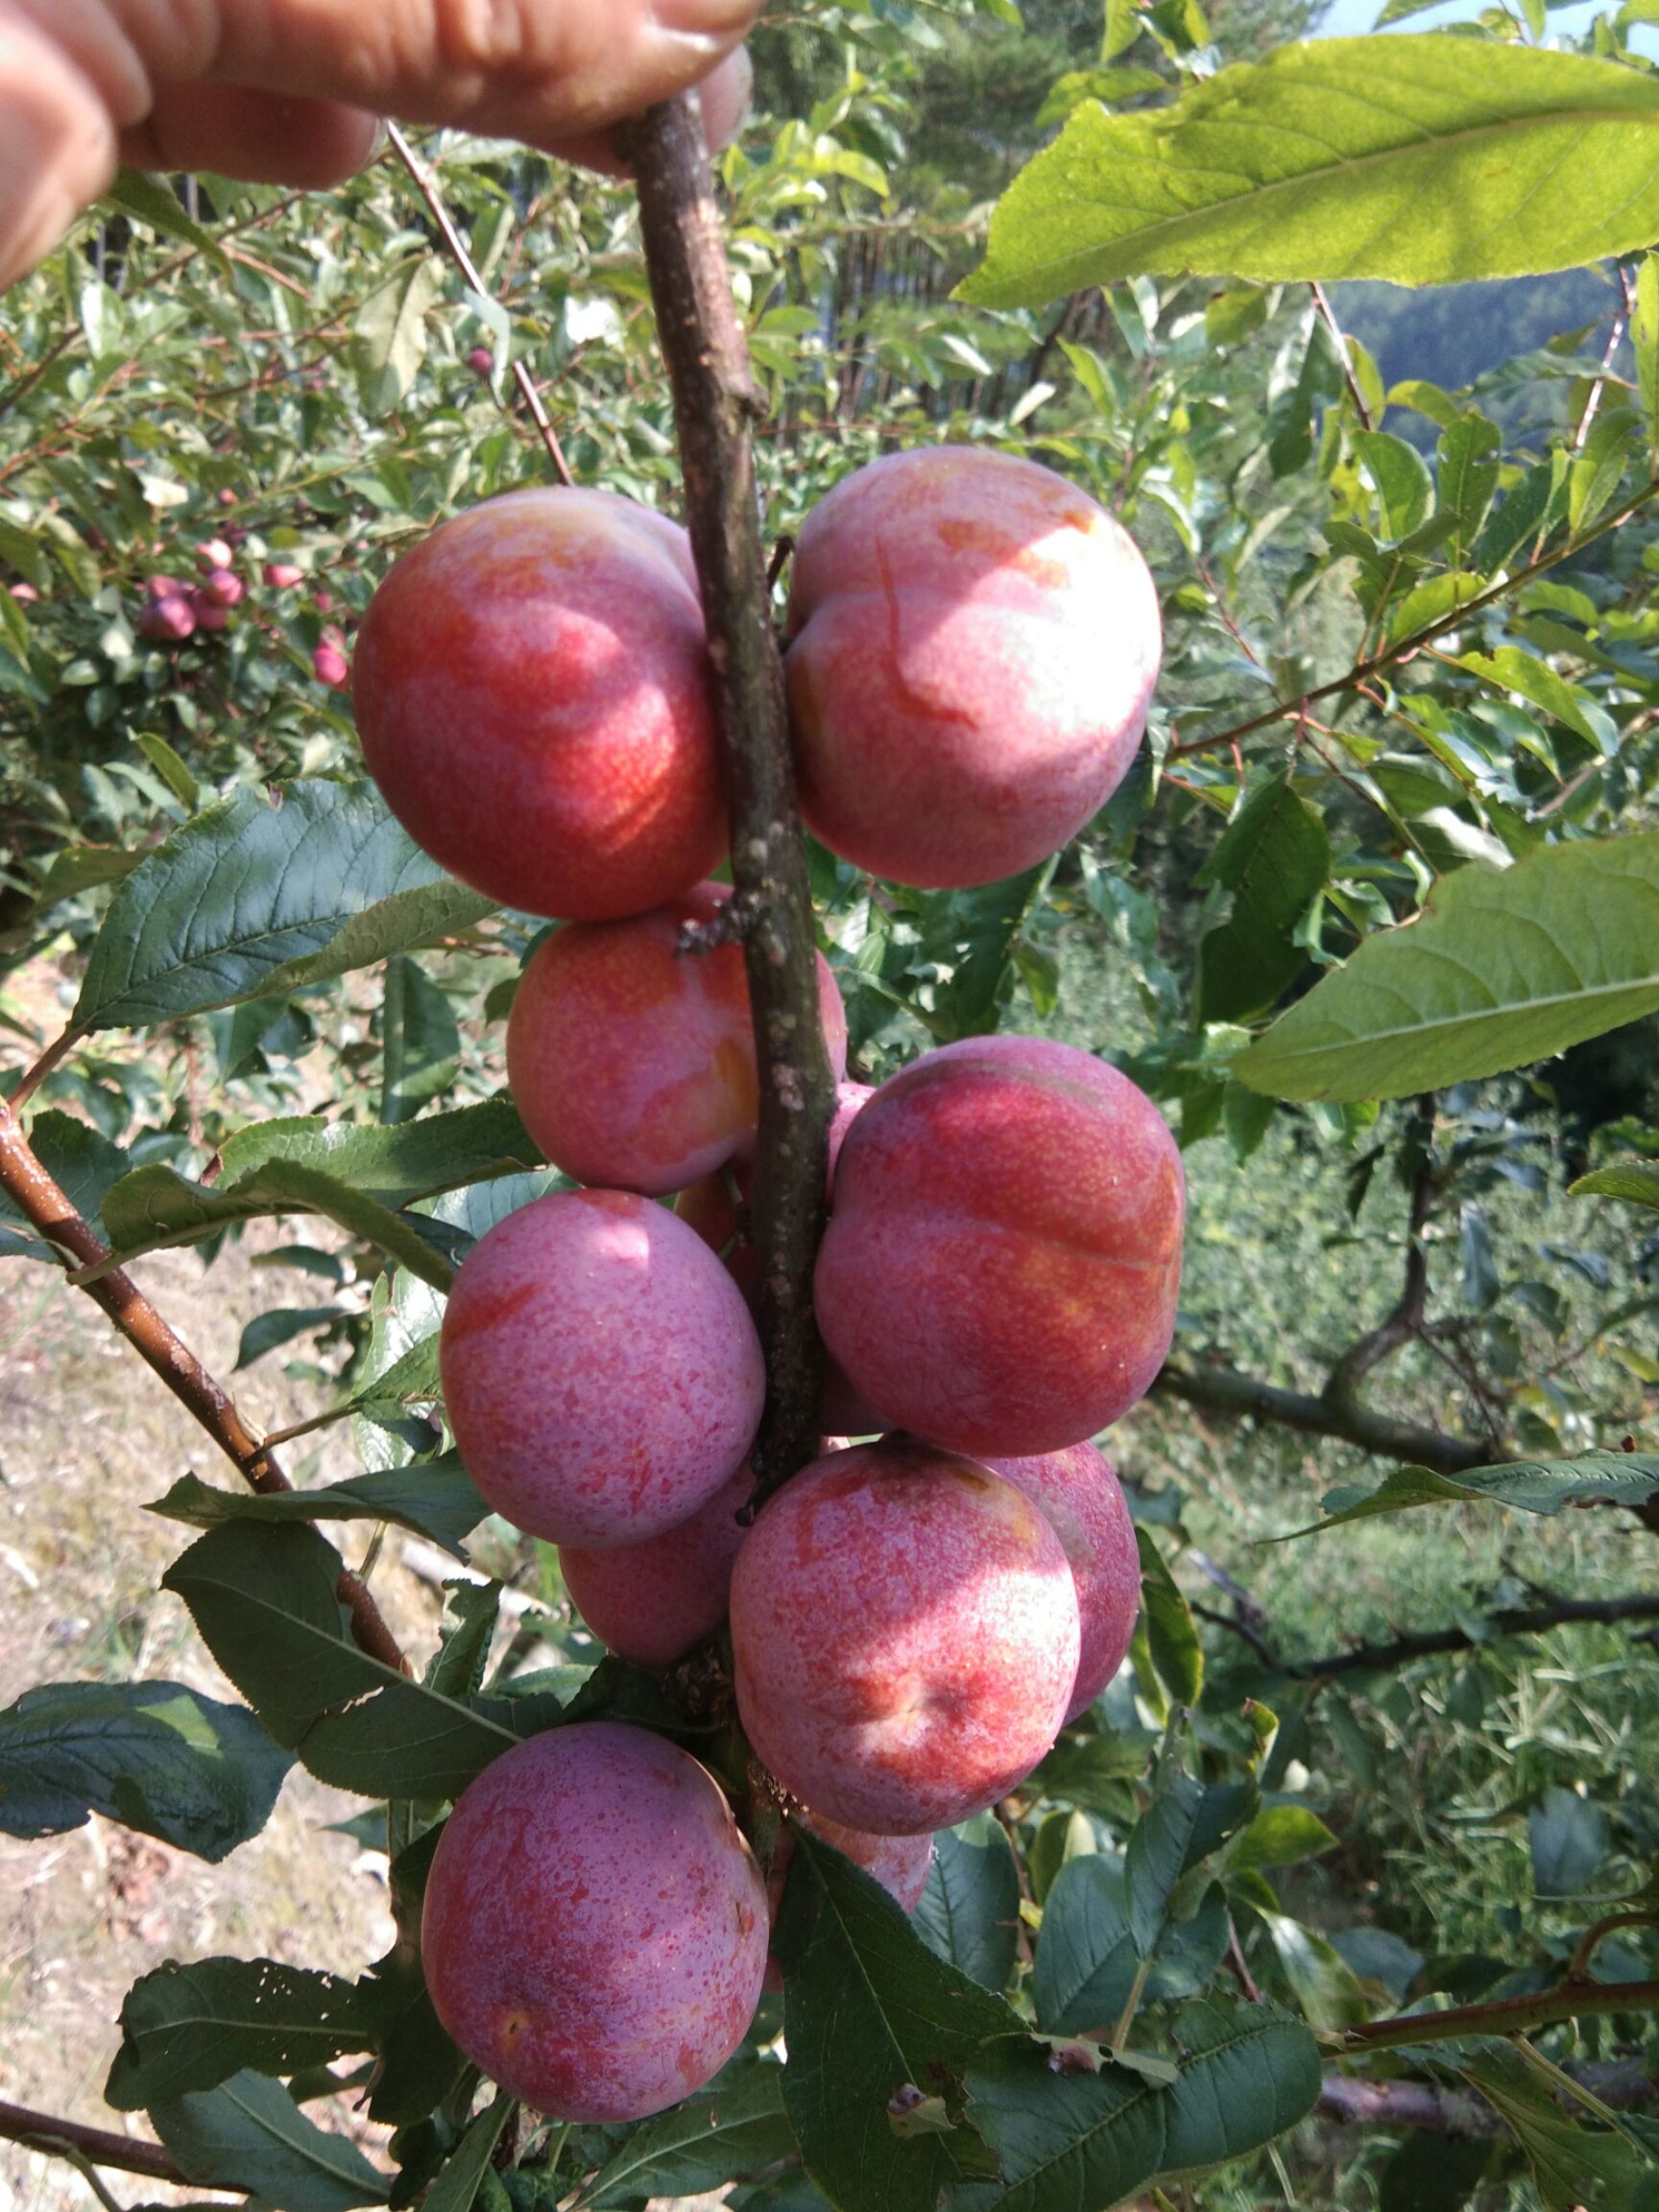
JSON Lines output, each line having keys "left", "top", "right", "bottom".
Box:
{"left": 0, "top": 0, "right": 761, "bottom": 293}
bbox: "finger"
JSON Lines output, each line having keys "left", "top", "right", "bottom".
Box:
{"left": 547, "top": 46, "right": 754, "bottom": 176}
{"left": 118, "top": 85, "right": 381, "bottom": 188}
{"left": 36, "top": 0, "right": 764, "bottom": 153}
{"left": 0, "top": 4, "right": 117, "bottom": 293}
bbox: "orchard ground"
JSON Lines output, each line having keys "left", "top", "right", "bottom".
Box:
{"left": 1, "top": 938, "right": 1654, "bottom": 2212}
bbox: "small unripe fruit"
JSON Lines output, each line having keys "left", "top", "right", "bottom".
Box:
{"left": 145, "top": 574, "right": 184, "bottom": 601}
{"left": 507, "top": 882, "right": 848, "bottom": 1195}
{"left": 263, "top": 561, "right": 304, "bottom": 589}
{"left": 195, "top": 537, "right": 234, "bottom": 572}
{"left": 440, "top": 1189, "right": 764, "bottom": 1547}
{"left": 468, "top": 346, "right": 495, "bottom": 376}
{"left": 731, "top": 1439, "right": 1080, "bottom": 1834}
{"left": 139, "top": 594, "right": 197, "bottom": 641}
{"left": 313, "top": 589, "right": 335, "bottom": 613}
{"left": 191, "top": 592, "right": 230, "bottom": 634}
{"left": 422, "top": 1724, "right": 767, "bottom": 2120}
{"left": 817, "top": 1036, "right": 1184, "bottom": 1456}
{"left": 313, "top": 643, "right": 349, "bottom": 688}
{"left": 202, "top": 567, "right": 244, "bottom": 608}
{"left": 217, "top": 487, "right": 237, "bottom": 508}
{"left": 9, "top": 582, "right": 38, "bottom": 603}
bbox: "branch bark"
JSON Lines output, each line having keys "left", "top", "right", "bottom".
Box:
{"left": 0, "top": 2101, "right": 185, "bottom": 2183}
{"left": 624, "top": 97, "right": 835, "bottom": 1507}
{"left": 1149, "top": 1358, "right": 1498, "bottom": 1476}
{"left": 0, "top": 1094, "right": 407, "bottom": 1674}
{"left": 1317, "top": 2061, "right": 1656, "bottom": 2137}
{"left": 1328, "top": 1976, "right": 1659, "bottom": 2056}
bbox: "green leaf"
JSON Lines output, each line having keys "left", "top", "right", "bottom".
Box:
{"left": 151, "top": 2071, "right": 389, "bottom": 2211}
{"left": 1460, "top": 2042, "right": 1653, "bottom": 2212}
{"left": 74, "top": 781, "right": 495, "bottom": 1034}
{"left": 0, "top": 1679, "right": 290, "bottom": 1862}
{"left": 1573, "top": 1160, "right": 1659, "bottom": 1210}
{"left": 1258, "top": 1912, "right": 1370, "bottom": 2029}
{"left": 1228, "top": 1805, "right": 1339, "bottom": 1871}
{"left": 101, "top": 171, "right": 232, "bottom": 272}
{"left": 960, "top": 39, "right": 1659, "bottom": 305}
{"left": 1570, "top": 406, "right": 1641, "bottom": 534}
{"left": 107, "top": 1959, "right": 382, "bottom": 2108}
{"left": 1455, "top": 646, "right": 1616, "bottom": 753}
{"left": 1529, "top": 1785, "right": 1609, "bottom": 1898}
{"left": 134, "top": 733, "right": 202, "bottom": 812}
{"left": 573, "top": 2061, "right": 794, "bottom": 2206}
{"left": 1356, "top": 431, "right": 1433, "bottom": 541}
{"left": 915, "top": 866, "right": 1054, "bottom": 1043}
{"left": 775, "top": 1829, "right": 1014, "bottom": 2212}
{"left": 236, "top": 1305, "right": 345, "bottom": 1369}
{"left": 161, "top": 1523, "right": 559, "bottom": 1798}
{"left": 1233, "top": 832, "right": 1659, "bottom": 1102}
{"left": 912, "top": 1815, "right": 1023, "bottom": 1995}
{"left": 945, "top": 2001, "right": 1321, "bottom": 2210}
{"left": 1033, "top": 1857, "right": 1230, "bottom": 2035}
{"left": 1193, "top": 774, "right": 1329, "bottom": 1025}
{"left": 1136, "top": 1528, "right": 1203, "bottom": 1708}
{"left": 1280, "top": 1452, "right": 1659, "bottom": 1537}
{"left": 381, "top": 956, "right": 461, "bottom": 1124}
{"left": 148, "top": 1460, "right": 488, "bottom": 1564}
{"left": 1378, "top": 2133, "right": 1497, "bottom": 2212}
{"left": 1126, "top": 1770, "right": 1203, "bottom": 1957}
{"left": 1436, "top": 413, "right": 1503, "bottom": 550}
{"left": 353, "top": 257, "right": 443, "bottom": 417}
{"left": 1634, "top": 255, "right": 1659, "bottom": 437}
{"left": 422, "top": 2094, "right": 513, "bottom": 2212}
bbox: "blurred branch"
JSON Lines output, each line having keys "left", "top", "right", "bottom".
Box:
{"left": 1328, "top": 1974, "right": 1659, "bottom": 2056}
{"left": 1293, "top": 1586, "right": 1659, "bottom": 1678}
{"left": 0, "top": 1094, "right": 408, "bottom": 1675}
{"left": 385, "top": 123, "right": 575, "bottom": 489}
{"left": 1317, "top": 2060, "right": 1656, "bottom": 2137}
{"left": 624, "top": 95, "right": 835, "bottom": 1508}
{"left": 0, "top": 2101, "right": 185, "bottom": 2184}
{"left": 1149, "top": 1358, "right": 1496, "bottom": 1475}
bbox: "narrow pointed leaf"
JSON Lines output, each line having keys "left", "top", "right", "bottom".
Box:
{"left": 148, "top": 1459, "right": 487, "bottom": 1563}
{"left": 152, "top": 2071, "right": 388, "bottom": 2211}
{"left": 107, "top": 1959, "right": 381, "bottom": 2108}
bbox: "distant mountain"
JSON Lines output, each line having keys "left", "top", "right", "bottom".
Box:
{"left": 1333, "top": 267, "right": 1619, "bottom": 399}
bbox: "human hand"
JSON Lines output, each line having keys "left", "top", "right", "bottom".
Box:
{"left": 0, "top": 0, "right": 759, "bottom": 292}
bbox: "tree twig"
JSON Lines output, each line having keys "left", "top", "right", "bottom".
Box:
{"left": 0, "top": 1094, "right": 408, "bottom": 1673}
{"left": 1310, "top": 282, "right": 1372, "bottom": 431}
{"left": 0, "top": 2101, "right": 185, "bottom": 2184}
{"left": 1316, "top": 2061, "right": 1657, "bottom": 2138}
{"left": 1149, "top": 1358, "right": 1496, "bottom": 1475}
{"left": 1290, "top": 1587, "right": 1659, "bottom": 1679}
{"left": 1327, "top": 1974, "right": 1659, "bottom": 2055}
{"left": 385, "top": 123, "right": 575, "bottom": 489}
{"left": 623, "top": 96, "right": 835, "bottom": 1508}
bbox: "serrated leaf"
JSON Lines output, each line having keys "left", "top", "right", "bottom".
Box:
{"left": 161, "top": 1523, "right": 559, "bottom": 1798}
{"left": 1229, "top": 1805, "right": 1338, "bottom": 1871}
{"left": 1033, "top": 1858, "right": 1230, "bottom": 2036}
{"left": 1460, "top": 2042, "right": 1652, "bottom": 2212}
{"left": 148, "top": 1460, "right": 486, "bottom": 1564}
{"left": 1574, "top": 1160, "right": 1659, "bottom": 1210}
{"left": 107, "top": 1959, "right": 381, "bottom": 2109}
{"left": 1193, "top": 774, "right": 1328, "bottom": 1025}
{"left": 1259, "top": 1913, "right": 1370, "bottom": 2029}
{"left": 74, "top": 781, "right": 494, "bottom": 1034}
{"left": 775, "top": 1830, "right": 1015, "bottom": 2212}
{"left": 573, "top": 2061, "right": 793, "bottom": 2206}
{"left": 0, "top": 1679, "right": 290, "bottom": 1862}
{"left": 1280, "top": 1451, "right": 1659, "bottom": 1537}
{"left": 101, "top": 171, "right": 232, "bottom": 272}
{"left": 151, "top": 2071, "right": 388, "bottom": 2211}
{"left": 1136, "top": 1528, "right": 1203, "bottom": 1708}
{"left": 1234, "top": 832, "right": 1659, "bottom": 1102}
{"left": 961, "top": 39, "right": 1659, "bottom": 306}
{"left": 0, "top": 1112, "right": 131, "bottom": 1263}
{"left": 913, "top": 1815, "right": 1023, "bottom": 1995}
{"left": 423, "top": 2094, "right": 513, "bottom": 2212}
{"left": 943, "top": 2001, "right": 1321, "bottom": 2210}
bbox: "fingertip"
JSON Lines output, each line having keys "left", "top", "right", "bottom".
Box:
{"left": 696, "top": 46, "right": 754, "bottom": 156}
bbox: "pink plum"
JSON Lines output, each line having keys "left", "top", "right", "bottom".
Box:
{"left": 353, "top": 487, "right": 727, "bottom": 923}
{"left": 440, "top": 1189, "right": 764, "bottom": 1547}
{"left": 784, "top": 446, "right": 1161, "bottom": 887}
{"left": 730, "top": 1438, "right": 1079, "bottom": 1834}
{"left": 506, "top": 882, "right": 848, "bottom": 1196}
{"left": 816, "top": 1036, "right": 1184, "bottom": 1456}
{"left": 422, "top": 1723, "right": 766, "bottom": 2121}
{"left": 984, "top": 1444, "right": 1141, "bottom": 1721}
{"left": 558, "top": 1461, "right": 752, "bottom": 1668}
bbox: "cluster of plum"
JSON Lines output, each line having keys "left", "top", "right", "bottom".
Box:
{"left": 349, "top": 447, "right": 1180, "bottom": 2125}
{"left": 132, "top": 526, "right": 349, "bottom": 686}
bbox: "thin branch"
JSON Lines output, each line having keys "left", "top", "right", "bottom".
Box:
{"left": 1568, "top": 1912, "right": 1659, "bottom": 1984}
{"left": 624, "top": 95, "right": 836, "bottom": 1508}
{"left": 0, "top": 2101, "right": 186, "bottom": 2183}
{"left": 1316, "top": 2061, "right": 1657, "bottom": 2138}
{"left": 1328, "top": 1974, "right": 1659, "bottom": 2055}
{"left": 1169, "top": 471, "right": 1659, "bottom": 761}
{"left": 1310, "top": 282, "right": 1372, "bottom": 431}
{"left": 1323, "top": 1096, "right": 1436, "bottom": 1419}
{"left": 1149, "top": 1358, "right": 1496, "bottom": 1475}
{"left": 1291, "top": 1588, "right": 1659, "bottom": 1678}
{"left": 385, "top": 123, "right": 575, "bottom": 489}
{"left": 0, "top": 1094, "right": 407, "bottom": 1674}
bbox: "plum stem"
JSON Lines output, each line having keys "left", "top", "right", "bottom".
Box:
{"left": 623, "top": 97, "right": 835, "bottom": 1507}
